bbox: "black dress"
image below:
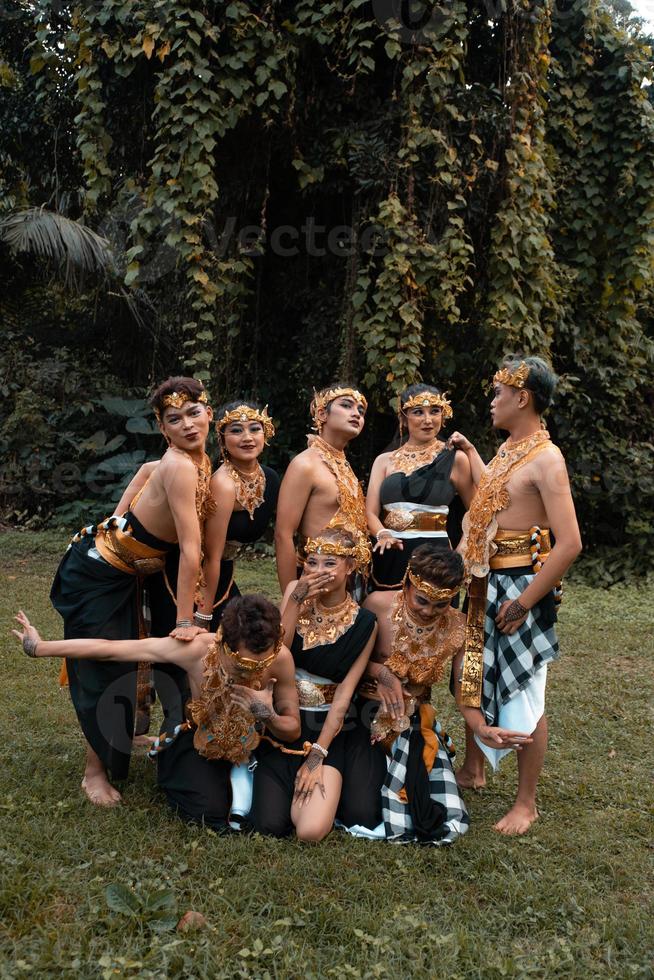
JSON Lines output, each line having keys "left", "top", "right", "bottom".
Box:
{"left": 153, "top": 465, "right": 279, "bottom": 828}
{"left": 50, "top": 512, "right": 176, "bottom": 780}
{"left": 371, "top": 448, "right": 463, "bottom": 590}
{"left": 249, "top": 607, "right": 386, "bottom": 837}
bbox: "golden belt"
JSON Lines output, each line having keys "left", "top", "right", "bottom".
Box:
{"left": 296, "top": 678, "right": 338, "bottom": 708}
{"left": 489, "top": 528, "right": 551, "bottom": 570}
{"left": 383, "top": 508, "right": 448, "bottom": 533}
{"left": 95, "top": 526, "right": 167, "bottom": 576}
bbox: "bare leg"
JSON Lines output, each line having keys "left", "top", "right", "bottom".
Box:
{"left": 494, "top": 714, "right": 547, "bottom": 835}
{"left": 456, "top": 723, "right": 487, "bottom": 790}
{"left": 81, "top": 743, "right": 122, "bottom": 806}
{"left": 292, "top": 767, "right": 342, "bottom": 842}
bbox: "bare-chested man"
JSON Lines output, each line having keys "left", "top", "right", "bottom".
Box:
{"left": 50, "top": 377, "right": 214, "bottom": 806}
{"left": 275, "top": 384, "right": 370, "bottom": 591}
{"left": 14, "top": 595, "right": 300, "bottom": 830}
{"left": 449, "top": 356, "right": 582, "bottom": 835}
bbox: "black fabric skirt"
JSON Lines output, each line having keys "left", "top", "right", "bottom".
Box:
{"left": 249, "top": 698, "right": 387, "bottom": 837}
{"left": 50, "top": 536, "right": 140, "bottom": 780}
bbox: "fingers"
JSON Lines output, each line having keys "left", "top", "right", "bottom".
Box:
{"left": 11, "top": 629, "right": 22, "bottom": 641}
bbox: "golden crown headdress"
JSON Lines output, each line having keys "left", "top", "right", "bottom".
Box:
{"left": 406, "top": 569, "right": 460, "bottom": 602}
{"left": 304, "top": 535, "right": 358, "bottom": 559}
{"left": 153, "top": 388, "right": 209, "bottom": 421}
{"left": 401, "top": 391, "right": 453, "bottom": 421}
{"left": 215, "top": 404, "right": 275, "bottom": 442}
{"left": 217, "top": 624, "right": 282, "bottom": 673}
{"left": 310, "top": 387, "right": 368, "bottom": 427}
{"left": 493, "top": 362, "right": 530, "bottom": 390}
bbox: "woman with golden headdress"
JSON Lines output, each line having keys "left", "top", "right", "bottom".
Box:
{"left": 249, "top": 528, "right": 383, "bottom": 841}
{"left": 366, "top": 383, "right": 475, "bottom": 591}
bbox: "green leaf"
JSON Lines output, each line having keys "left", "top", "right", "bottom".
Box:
{"left": 144, "top": 889, "right": 176, "bottom": 912}
{"left": 105, "top": 884, "right": 141, "bottom": 916}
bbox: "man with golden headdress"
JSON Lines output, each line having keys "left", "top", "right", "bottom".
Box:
{"left": 450, "top": 356, "right": 582, "bottom": 835}
{"left": 50, "top": 377, "right": 214, "bottom": 807}
{"left": 274, "top": 382, "right": 371, "bottom": 591}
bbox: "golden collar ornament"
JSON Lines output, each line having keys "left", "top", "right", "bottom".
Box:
{"left": 401, "top": 391, "right": 453, "bottom": 419}
{"left": 386, "top": 590, "right": 465, "bottom": 686}
{"left": 296, "top": 594, "right": 359, "bottom": 650}
{"left": 307, "top": 435, "right": 371, "bottom": 571}
{"left": 216, "top": 404, "right": 275, "bottom": 442}
{"left": 224, "top": 460, "right": 266, "bottom": 519}
{"left": 153, "top": 388, "right": 209, "bottom": 421}
{"left": 389, "top": 438, "right": 446, "bottom": 476}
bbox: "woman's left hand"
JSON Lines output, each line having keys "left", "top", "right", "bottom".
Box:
{"left": 293, "top": 751, "right": 326, "bottom": 807}
{"left": 495, "top": 599, "right": 529, "bottom": 635}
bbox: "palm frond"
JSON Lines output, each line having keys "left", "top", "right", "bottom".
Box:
{"left": 0, "top": 207, "right": 114, "bottom": 289}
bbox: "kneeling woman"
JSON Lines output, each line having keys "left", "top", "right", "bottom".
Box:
{"left": 249, "top": 529, "right": 382, "bottom": 841}
{"left": 13, "top": 596, "right": 300, "bottom": 830}
{"left": 359, "top": 547, "right": 471, "bottom": 845}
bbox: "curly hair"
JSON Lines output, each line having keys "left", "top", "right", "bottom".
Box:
{"left": 221, "top": 594, "right": 281, "bottom": 654}
{"left": 150, "top": 376, "right": 209, "bottom": 417}
{"left": 408, "top": 545, "right": 464, "bottom": 590}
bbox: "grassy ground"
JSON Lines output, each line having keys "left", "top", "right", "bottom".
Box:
{"left": 0, "top": 530, "right": 652, "bottom": 980}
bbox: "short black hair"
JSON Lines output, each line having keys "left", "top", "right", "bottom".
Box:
{"left": 221, "top": 594, "right": 281, "bottom": 654}
{"left": 502, "top": 355, "right": 558, "bottom": 414}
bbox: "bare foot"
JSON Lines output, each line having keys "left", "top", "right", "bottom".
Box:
{"left": 494, "top": 802, "right": 538, "bottom": 835}
{"left": 132, "top": 734, "right": 157, "bottom": 748}
{"left": 456, "top": 766, "right": 486, "bottom": 791}
{"left": 81, "top": 772, "right": 122, "bottom": 807}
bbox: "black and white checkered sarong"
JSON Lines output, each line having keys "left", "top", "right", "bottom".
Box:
{"left": 381, "top": 718, "right": 469, "bottom": 845}
{"left": 482, "top": 571, "right": 559, "bottom": 726}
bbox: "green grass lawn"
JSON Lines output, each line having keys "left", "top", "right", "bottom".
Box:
{"left": 0, "top": 531, "right": 652, "bottom": 979}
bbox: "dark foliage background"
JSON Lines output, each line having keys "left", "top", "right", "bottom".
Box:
{"left": 1, "top": 0, "right": 652, "bottom": 583}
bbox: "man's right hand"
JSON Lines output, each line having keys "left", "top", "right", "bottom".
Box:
{"left": 476, "top": 725, "right": 533, "bottom": 750}
{"left": 447, "top": 431, "right": 474, "bottom": 454}
{"left": 169, "top": 624, "right": 206, "bottom": 642}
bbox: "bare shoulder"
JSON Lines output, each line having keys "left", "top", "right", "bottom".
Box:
{"left": 140, "top": 460, "right": 160, "bottom": 478}
{"left": 159, "top": 448, "right": 196, "bottom": 474}
{"left": 275, "top": 646, "right": 296, "bottom": 677}
{"left": 534, "top": 443, "right": 567, "bottom": 473}
{"left": 210, "top": 464, "right": 237, "bottom": 492}
{"left": 363, "top": 590, "right": 393, "bottom": 615}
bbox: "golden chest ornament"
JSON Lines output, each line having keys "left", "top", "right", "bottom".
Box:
{"left": 224, "top": 460, "right": 265, "bottom": 519}
{"left": 296, "top": 594, "right": 359, "bottom": 650}
{"left": 388, "top": 439, "right": 446, "bottom": 477}
{"left": 385, "top": 592, "right": 465, "bottom": 687}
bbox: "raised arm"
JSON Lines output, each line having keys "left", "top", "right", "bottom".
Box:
{"left": 274, "top": 455, "right": 314, "bottom": 591}
{"left": 279, "top": 570, "right": 335, "bottom": 647}
{"left": 196, "top": 470, "right": 236, "bottom": 616}
{"left": 447, "top": 433, "right": 486, "bottom": 486}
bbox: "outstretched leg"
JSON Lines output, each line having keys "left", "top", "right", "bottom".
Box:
{"left": 494, "top": 714, "right": 547, "bottom": 835}
{"left": 456, "top": 723, "right": 487, "bottom": 790}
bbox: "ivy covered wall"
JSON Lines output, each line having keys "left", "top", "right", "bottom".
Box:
{"left": 1, "top": 0, "right": 653, "bottom": 583}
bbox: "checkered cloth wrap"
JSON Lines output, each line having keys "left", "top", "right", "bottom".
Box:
{"left": 482, "top": 570, "right": 559, "bottom": 726}
{"left": 381, "top": 717, "right": 469, "bottom": 845}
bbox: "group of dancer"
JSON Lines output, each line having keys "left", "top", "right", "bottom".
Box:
{"left": 13, "top": 355, "right": 582, "bottom": 842}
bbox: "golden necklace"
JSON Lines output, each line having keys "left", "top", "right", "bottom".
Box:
{"left": 224, "top": 460, "right": 265, "bottom": 519}
{"left": 384, "top": 590, "right": 465, "bottom": 686}
{"left": 307, "top": 434, "right": 370, "bottom": 569}
{"left": 296, "top": 593, "right": 359, "bottom": 650}
{"left": 389, "top": 438, "right": 445, "bottom": 476}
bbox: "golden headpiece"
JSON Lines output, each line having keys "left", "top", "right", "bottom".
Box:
{"left": 310, "top": 387, "right": 368, "bottom": 429}
{"left": 401, "top": 391, "right": 453, "bottom": 421}
{"left": 215, "top": 404, "right": 275, "bottom": 442}
{"left": 493, "top": 362, "right": 530, "bottom": 390}
{"left": 304, "top": 535, "right": 358, "bottom": 560}
{"left": 406, "top": 569, "right": 460, "bottom": 602}
{"left": 218, "top": 625, "right": 282, "bottom": 673}
{"left": 153, "top": 388, "right": 209, "bottom": 421}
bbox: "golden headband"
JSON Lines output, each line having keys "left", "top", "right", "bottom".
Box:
{"left": 311, "top": 387, "right": 368, "bottom": 422}
{"left": 401, "top": 391, "right": 453, "bottom": 420}
{"left": 153, "top": 388, "right": 209, "bottom": 421}
{"left": 407, "top": 569, "right": 460, "bottom": 602}
{"left": 305, "top": 536, "right": 357, "bottom": 559}
{"left": 218, "top": 625, "right": 282, "bottom": 673}
{"left": 493, "top": 362, "right": 530, "bottom": 390}
{"left": 216, "top": 404, "right": 275, "bottom": 441}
